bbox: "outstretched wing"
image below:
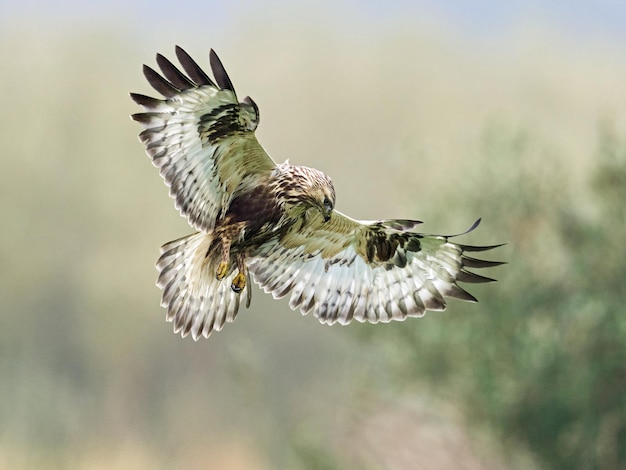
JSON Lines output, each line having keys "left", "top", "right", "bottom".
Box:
{"left": 248, "top": 212, "right": 503, "bottom": 325}
{"left": 131, "top": 46, "right": 276, "bottom": 232}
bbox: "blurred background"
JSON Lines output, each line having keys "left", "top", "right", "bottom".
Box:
{"left": 1, "top": 1, "right": 625, "bottom": 468}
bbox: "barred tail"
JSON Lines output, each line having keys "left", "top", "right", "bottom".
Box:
{"left": 156, "top": 232, "right": 250, "bottom": 340}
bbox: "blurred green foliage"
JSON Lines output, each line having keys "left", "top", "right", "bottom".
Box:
{"left": 358, "top": 122, "right": 626, "bottom": 469}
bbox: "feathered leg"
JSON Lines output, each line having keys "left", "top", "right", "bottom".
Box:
{"left": 215, "top": 238, "right": 231, "bottom": 280}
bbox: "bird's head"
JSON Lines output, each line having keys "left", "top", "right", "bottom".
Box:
{"left": 275, "top": 162, "right": 336, "bottom": 222}
{"left": 309, "top": 176, "right": 335, "bottom": 222}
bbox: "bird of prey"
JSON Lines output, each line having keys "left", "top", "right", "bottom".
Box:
{"left": 131, "top": 46, "right": 503, "bottom": 341}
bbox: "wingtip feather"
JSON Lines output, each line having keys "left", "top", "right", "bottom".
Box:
{"left": 130, "top": 92, "right": 162, "bottom": 108}
{"left": 456, "top": 270, "right": 498, "bottom": 284}
{"left": 209, "top": 49, "right": 236, "bottom": 93}
{"left": 142, "top": 64, "right": 180, "bottom": 98}
{"left": 175, "top": 45, "right": 216, "bottom": 87}
{"left": 462, "top": 256, "right": 507, "bottom": 269}
{"left": 156, "top": 52, "right": 195, "bottom": 90}
{"left": 446, "top": 284, "right": 478, "bottom": 302}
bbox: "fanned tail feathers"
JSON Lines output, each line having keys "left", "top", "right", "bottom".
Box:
{"left": 156, "top": 232, "right": 250, "bottom": 340}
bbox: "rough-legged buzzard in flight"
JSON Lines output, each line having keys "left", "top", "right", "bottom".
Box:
{"left": 131, "top": 47, "right": 503, "bottom": 340}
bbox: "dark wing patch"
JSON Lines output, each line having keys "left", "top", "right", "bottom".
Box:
{"left": 198, "top": 103, "right": 246, "bottom": 145}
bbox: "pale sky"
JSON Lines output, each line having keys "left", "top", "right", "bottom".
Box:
{"left": 2, "top": 0, "right": 626, "bottom": 45}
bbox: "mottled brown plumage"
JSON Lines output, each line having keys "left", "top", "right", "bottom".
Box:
{"left": 131, "top": 46, "right": 504, "bottom": 340}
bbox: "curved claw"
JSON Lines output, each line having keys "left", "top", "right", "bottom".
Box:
{"left": 231, "top": 272, "right": 246, "bottom": 293}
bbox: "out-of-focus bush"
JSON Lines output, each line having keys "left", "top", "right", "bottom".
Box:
{"left": 355, "top": 122, "right": 626, "bottom": 469}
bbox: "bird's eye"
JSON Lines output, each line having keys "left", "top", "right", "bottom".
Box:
{"left": 323, "top": 197, "right": 332, "bottom": 210}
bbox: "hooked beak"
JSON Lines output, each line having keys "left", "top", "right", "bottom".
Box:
{"left": 322, "top": 201, "right": 333, "bottom": 222}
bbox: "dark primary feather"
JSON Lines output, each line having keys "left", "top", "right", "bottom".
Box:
{"left": 462, "top": 256, "right": 505, "bottom": 269}
{"left": 175, "top": 45, "right": 216, "bottom": 87}
{"left": 141, "top": 47, "right": 237, "bottom": 100}
{"left": 445, "top": 284, "right": 478, "bottom": 302}
{"left": 455, "top": 269, "right": 497, "bottom": 284}
{"left": 209, "top": 49, "right": 236, "bottom": 93}
{"left": 130, "top": 111, "right": 158, "bottom": 126}
{"left": 458, "top": 243, "right": 507, "bottom": 252}
{"left": 142, "top": 64, "right": 180, "bottom": 98}
{"left": 129, "top": 92, "right": 162, "bottom": 108}
{"left": 156, "top": 53, "right": 196, "bottom": 90}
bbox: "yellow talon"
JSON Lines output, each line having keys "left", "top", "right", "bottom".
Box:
{"left": 215, "top": 261, "right": 229, "bottom": 280}
{"left": 231, "top": 272, "right": 246, "bottom": 293}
